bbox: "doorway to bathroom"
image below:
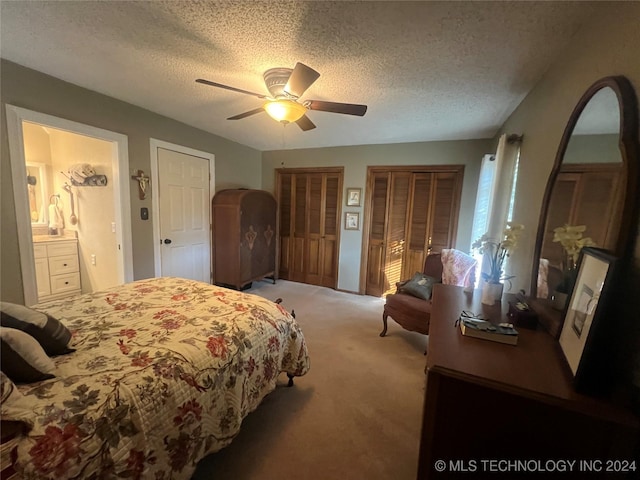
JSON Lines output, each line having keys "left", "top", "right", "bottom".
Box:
{"left": 6, "top": 105, "right": 133, "bottom": 306}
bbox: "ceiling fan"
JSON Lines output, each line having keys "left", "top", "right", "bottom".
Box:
{"left": 196, "top": 62, "right": 367, "bottom": 131}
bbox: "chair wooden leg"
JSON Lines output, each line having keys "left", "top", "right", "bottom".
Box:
{"left": 380, "top": 312, "right": 388, "bottom": 337}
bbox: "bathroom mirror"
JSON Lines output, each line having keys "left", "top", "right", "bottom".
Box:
{"left": 25, "top": 162, "right": 50, "bottom": 226}
{"left": 532, "top": 76, "right": 639, "bottom": 300}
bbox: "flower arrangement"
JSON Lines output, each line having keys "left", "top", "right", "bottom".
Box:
{"left": 552, "top": 224, "right": 596, "bottom": 293}
{"left": 472, "top": 222, "right": 524, "bottom": 284}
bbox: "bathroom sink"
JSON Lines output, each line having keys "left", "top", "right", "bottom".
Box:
{"left": 32, "top": 235, "right": 75, "bottom": 243}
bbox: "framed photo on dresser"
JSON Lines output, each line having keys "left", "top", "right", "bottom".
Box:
{"left": 558, "top": 247, "right": 617, "bottom": 394}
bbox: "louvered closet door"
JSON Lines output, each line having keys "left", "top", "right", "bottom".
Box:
{"left": 364, "top": 167, "right": 463, "bottom": 297}
{"left": 573, "top": 171, "right": 620, "bottom": 250}
{"left": 428, "top": 172, "right": 460, "bottom": 253}
{"left": 306, "top": 173, "right": 340, "bottom": 288}
{"left": 541, "top": 174, "right": 578, "bottom": 267}
{"left": 276, "top": 168, "right": 343, "bottom": 288}
{"left": 541, "top": 166, "right": 621, "bottom": 268}
{"left": 278, "top": 174, "right": 293, "bottom": 279}
{"left": 365, "top": 173, "right": 390, "bottom": 296}
{"left": 403, "top": 173, "right": 434, "bottom": 278}
{"left": 383, "top": 172, "right": 411, "bottom": 293}
{"left": 291, "top": 174, "right": 308, "bottom": 283}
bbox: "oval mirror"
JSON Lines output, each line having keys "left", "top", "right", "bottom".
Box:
{"left": 532, "top": 76, "right": 639, "bottom": 306}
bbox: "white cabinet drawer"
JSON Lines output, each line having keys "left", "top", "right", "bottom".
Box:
{"left": 47, "top": 241, "right": 77, "bottom": 257}
{"left": 49, "top": 272, "right": 81, "bottom": 295}
{"left": 48, "top": 255, "right": 79, "bottom": 275}
{"left": 33, "top": 245, "right": 48, "bottom": 259}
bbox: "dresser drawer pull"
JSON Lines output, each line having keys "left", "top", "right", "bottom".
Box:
{"left": 65, "top": 281, "right": 69, "bottom": 285}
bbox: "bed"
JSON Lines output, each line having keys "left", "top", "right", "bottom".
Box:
{"left": 0, "top": 277, "right": 310, "bottom": 479}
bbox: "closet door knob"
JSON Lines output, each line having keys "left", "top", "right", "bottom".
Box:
{"left": 163, "top": 239, "right": 172, "bottom": 245}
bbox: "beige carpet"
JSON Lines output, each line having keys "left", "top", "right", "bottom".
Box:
{"left": 192, "top": 279, "right": 428, "bottom": 480}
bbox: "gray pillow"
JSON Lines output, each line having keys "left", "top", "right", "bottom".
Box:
{"left": 399, "top": 273, "right": 440, "bottom": 300}
{"left": 0, "top": 327, "right": 56, "bottom": 384}
{"left": 0, "top": 301, "right": 73, "bottom": 356}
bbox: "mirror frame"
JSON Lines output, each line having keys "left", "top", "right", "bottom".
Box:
{"left": 531, "top": 76, "right": 639, "bottom": 298}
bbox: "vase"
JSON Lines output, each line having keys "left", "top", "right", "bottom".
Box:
{"left": 481, "top": 282, "right": 504, "bottom": 306}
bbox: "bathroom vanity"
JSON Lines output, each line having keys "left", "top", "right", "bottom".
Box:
{"left": 32, "top": 235, "right": 81, "bottom": 302}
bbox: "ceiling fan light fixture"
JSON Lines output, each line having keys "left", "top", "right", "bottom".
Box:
{"left": 264, "top": 100, "right": 307, "bottom": 124}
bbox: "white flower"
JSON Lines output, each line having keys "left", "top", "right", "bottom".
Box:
{"left": 472, "top": 223, "right": 524, "bottom": 283}
{"left": 552, "top": 224, "right": 596, "bottom": 265}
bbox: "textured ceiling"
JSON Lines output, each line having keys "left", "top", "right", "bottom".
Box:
{"left": 1, "top": 1, "right": 603, "bottom": 151}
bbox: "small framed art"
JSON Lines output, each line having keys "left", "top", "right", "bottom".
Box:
{"left": 346, "top": 188, "right": 361, "bottom": 206}
{"left": 345, "top": 212, "right": 360, "bottom": 230}
{"left": 558, "top": 247, "right": 617, "bottom": 393}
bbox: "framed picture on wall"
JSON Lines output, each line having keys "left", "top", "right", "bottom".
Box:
{"left": 558, "top": 247, "right": 617, "bottom": 394}
{"left": 345, "top": 212, "right": 360, "bottom": 230}
{"left": 346, "top": 188, "right": 361, "bottom": 206}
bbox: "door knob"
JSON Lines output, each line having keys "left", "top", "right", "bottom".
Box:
{"left": 163, "top": 239, "right": 172, "bottom": 244}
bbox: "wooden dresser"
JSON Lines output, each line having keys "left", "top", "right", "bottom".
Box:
{"left": 417, "top": 284, "right": 639, "bottom": 479}
{"left": 212, "top": 189, "right": 277, "bottom": 290}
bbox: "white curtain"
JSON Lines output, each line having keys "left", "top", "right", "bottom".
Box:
{"left": 472, "top": 133, "right": 521, "bottom": 284}
{"left": 487, "top": 133, "right": 520, "bottom": 243}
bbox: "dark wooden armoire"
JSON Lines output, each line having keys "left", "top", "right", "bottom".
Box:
{"left": 212, "top": 189, "right": 277, "bottom": 290}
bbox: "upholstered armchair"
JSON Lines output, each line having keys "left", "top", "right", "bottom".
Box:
{"left": 381, "top": 249, "right": 477, "bottom": 340}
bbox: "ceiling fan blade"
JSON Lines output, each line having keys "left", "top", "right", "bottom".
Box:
{"left": 227, "top": 107, "right": 265, "bottom": 120}
{"left": 284, "top": 63, "right": 320, "bottom": 98}
{"left": 295, "top": 114, "right": 316, "bottom": 132}
{"left": 196, "top": 79, "right": 267, "bottom": 99}
{"left": 305, "top": 100, "right": 367, "bottom": 116}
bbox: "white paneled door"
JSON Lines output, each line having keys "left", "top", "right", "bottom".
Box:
{"left": 157, "top": 147, "right": 211, "bottom": 283}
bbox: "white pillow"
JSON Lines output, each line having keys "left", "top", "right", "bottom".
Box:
{"left": 0, "top": 327, "right": 55, "bottom": 384}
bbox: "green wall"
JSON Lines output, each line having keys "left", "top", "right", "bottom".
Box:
{"left": 262, "top": 140, "right": 493, "bottom": 292}
{"left": 1, "top": 60, "right": 262, "bottom": 303}
{"left": 498, "top": 3, "right": 640, "bottom": 395}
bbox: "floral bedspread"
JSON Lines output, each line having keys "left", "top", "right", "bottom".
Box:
{"left": 8, "top": 277, "right": 310, "bottom": 479}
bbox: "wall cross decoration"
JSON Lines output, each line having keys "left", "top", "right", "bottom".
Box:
{"left": 131, "top": 170, "right": 150, "bottom": 200}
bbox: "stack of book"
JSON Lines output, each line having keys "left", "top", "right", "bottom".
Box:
{"left": 459, "top": 316, "right": 519, "bottom": 345}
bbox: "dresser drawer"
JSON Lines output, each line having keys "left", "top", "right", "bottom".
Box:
{"left": 48, "top": 255, "right": 79, "bottom": 275}
{"left": 33, "top": 245, "right": 48, "bottom": 259}
{"left": 47, "top": 241, "right": 77, "bottom": 257}
{"left": 49, "top": 273, "right": 81, "bottom": 295}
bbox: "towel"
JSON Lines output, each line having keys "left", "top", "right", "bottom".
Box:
{"left": 48, "top": 203, "right": 64, "bottom": 230}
